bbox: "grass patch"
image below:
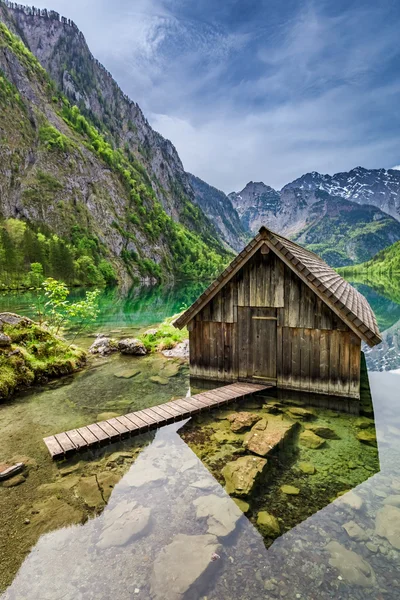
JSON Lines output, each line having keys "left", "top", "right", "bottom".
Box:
{"left": 139, "top": 315, "right": 188, "bottom": 353}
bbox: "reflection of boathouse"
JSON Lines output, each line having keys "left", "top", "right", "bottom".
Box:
{"left": 174, "top": 226, "right": 382, "bottom": 399}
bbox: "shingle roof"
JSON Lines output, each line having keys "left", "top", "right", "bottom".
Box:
{"left": 174, "top": 226, "right": 382, "bottom": 347}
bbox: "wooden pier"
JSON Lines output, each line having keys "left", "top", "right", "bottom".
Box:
{"left": 43, "top": 382, "right": 272, "bottom": 459}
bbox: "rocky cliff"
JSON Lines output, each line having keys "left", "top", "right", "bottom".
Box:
{"left": 0, "top": 2, "right": 231, "bottom": 285}
{"left": 188, "top": 174, "right": 248, "bottom": 252}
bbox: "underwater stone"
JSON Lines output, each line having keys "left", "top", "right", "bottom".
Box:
{"left": 306, "top": 425, "right": 339, "bottom": 439}
{"left": 29, "top": 496, "right": 83, "bottom": 535}
{"left": 222, "top": 455, "right": 267, "bottom": 497}
{"left": 335, "top": 490, "right": 364, "bottom": 510}
{"left": 355, "top": 417, "right": 375, "bottom": 429}
{"left": 383, "top": 495, "right": 400, "bottom": 507}
{"left": 299, "top": 430, "right": 325, "bottom": 449}
{"left": 151, "top": 534, "right": 221, "bottom": 600}
{"left": 298, "top": 462, "right": 316, "bottom": 474}
{"left": 113, "top": 369, "right": 141, "bottom": 379}
{"left": 343, "top": 520, "right": 368, "bottom": 541}
{"left": 97, "top": 412, "right": 120, "bottom": 421}
{"left": 325, "top": 541, "right": 376, "bottom": 586}
{"left": 76, "top": 476, "right": 104, "bottom": 508}
{"left": 2, "top": 473, "right": 26, "bottom": 487}
{"left": 98, "top": 500, "right": 151, "bottom": 549}
{"left": 245, "top": 417, "right": 297, "bottom": 457}
{"left": 233, "top": 498, "right": 250, "bottom": 513}
{"left": 356, "top": 430, "right": 377, "bottom": 447}
{"left": 193, "top": 494, "right": 242, "bottom": 538}
{"left": 106, "top": 451, "right": 134, "bottom": 467}
{"left": 227, "top": 412, "right": 262, "bottom": 433}
{"left": 257, "top": 511, "right": 280, "bottom": 537}
{"left": 280, "top": 485, "right": 300, "bottom": 495}
{"left": 118, "top": 338, "right": 147, "bottom": 355}
{"left": 375, "top": 505, "right": 400, "bottom": 549}
{"left": 150, "top": 375, "right": 169, "bottom": 385}
{"left": 286, "top": 406, "right": 316, "bottom": 420}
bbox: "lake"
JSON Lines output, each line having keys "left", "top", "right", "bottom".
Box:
{"left": 0, "top": 278, "right": 399, "bottom": 599}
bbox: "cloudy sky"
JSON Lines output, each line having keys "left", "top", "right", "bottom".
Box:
{"left": 33, "top": 0, "right": 400, "bottom": 192}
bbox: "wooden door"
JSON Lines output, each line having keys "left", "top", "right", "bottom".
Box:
{"left": 238, "top": 307, "right": 277, "bottom": 382}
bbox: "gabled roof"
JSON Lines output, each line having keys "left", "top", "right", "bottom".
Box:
{"left": 174, "top": 226, "right": 382, "bottom": 347}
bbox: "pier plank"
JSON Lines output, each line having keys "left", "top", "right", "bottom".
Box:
{"left": 43, "top": 382, "right": 272, "bottom": 459}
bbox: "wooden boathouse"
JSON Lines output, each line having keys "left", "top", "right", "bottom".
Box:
{"left": 174, "top": 226, "right": 382, "bottom": 400}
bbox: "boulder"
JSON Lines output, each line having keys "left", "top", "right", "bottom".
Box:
{"left": 0, "top": 312, "right": 30, "bottom": 326}
{"left": 280, "top": 485, "right": 300, "bottom": 495}
{"left": 193, "top": 494, "right": 242, "bottom": 538}
{"left": 263, "top": 401, "right": 284, "bottom": 414}
{"left": 89, "top": 334, "right": 117, "bottom": 356}
{"left": 151, "top": 534, "right": 221, "bottom": 600}
{"left": 0, "top": 332, "right": 11, "bottom": 347}
{"left": 306, "top": 425, "right": 339, "bottom": 439}
{"left": 375, "top": 505, "right": 400, "bottom": 549}
{"left": 118, "top": 338, "right": 147, "bottom": 355}
{"left": 300, "top": 430, "right": 325, "bottom": 449}
{"left": 98, "top": 500, "right": 151, "bottom": 549}
{"left": 257, "top": 511, "right": 280, "bottom": 537}
{"left": 222, "top": 455, "right": 267, "bottom": 497}
{"left": 245, "top": 416, "right": 298, "bottom": 457}
{"left": 325, "top": 541, "right": 376, "bottom": 587}
{"left": 356, "top": 430, "right": 377, "bottom": 447}
{"left": 343, "top": 520, "right": 368, "bottom": 541}
{"left": 227, "top": 412, "right": 262, "bottom": 433}
{"left": 162, "top": 339, "right": 189, "bottom": 359}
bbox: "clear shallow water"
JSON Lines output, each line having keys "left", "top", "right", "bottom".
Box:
{"left": 0, "top": 280, "right": 400, "bottom": 599}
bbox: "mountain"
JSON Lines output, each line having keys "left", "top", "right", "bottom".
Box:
{"left": 283, "top": 166, "right": 400, "bottom": 221}
{"left": 0, "top": 3, "right": 231, "bottom": 286}
{"left": 228, "top": 182, "right": 281, "bottom": 233}
{"left": 292, "top": 191, "right": 400, "bottom": 266}
{"left": 228, "top": 169, "right": 400, "bottom": 266}
{"left": 187, "top": 174, "right": 248, "bottom": 252}
{"left": 341, "top": 239, "right": 400, "bottom": 274}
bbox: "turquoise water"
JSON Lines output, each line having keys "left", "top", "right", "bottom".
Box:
{"left": 0, "top": 280, "right": 399, "bottom": 599}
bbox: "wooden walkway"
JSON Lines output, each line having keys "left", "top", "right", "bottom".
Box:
{"left": 43, "top": 382, "right": 272, "bottom": 459}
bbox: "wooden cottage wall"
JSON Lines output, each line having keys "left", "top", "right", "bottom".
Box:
{"left": 189, "top": 250, "right": 361, "bottom": 398}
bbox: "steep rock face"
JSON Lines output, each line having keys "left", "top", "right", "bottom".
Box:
{"left": 188, "top": 173, "right": 248, "bottom": 252}
{"left": 283, "top": 166, "right": 400, "bottom": 222}
{"left": 228, "top": 181, "right": 281, "bottom": 233}
{"left": 3, "top": 3, "right": 199, "bottom": 226}
{"left": 0, "top": 5, "right": 230, "bottom": 283}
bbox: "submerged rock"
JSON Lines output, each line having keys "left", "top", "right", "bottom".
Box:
{"left": 325, "top": 541, "right": 376, "bottom": 587}
{"left": 118, "top": 338, "right": 147, "bottom": 355}
{"left": 335, "top": 490, "right": 364, "bottom": 510}
{"left": 382, "top": 495, "right": 400, "bottom": 507}
{"left": 121, "top": 462, "right": 166, "bottom": 488}
{"left": 305, "top": 425, "right": 339, "bottom": 439}
{"left": 299, "top": 430, "right": 325, "bottom": 449}
{"left": 245, "top": 416, "right": 298, "bottom": 457}
{"left": 257, "top": 511, "right": 280, "bottom": 537}
{"left": 298, "top": 462, "right": 316, "bottom": 474}
{"left": 113, "top": 369, "right": 141, "bottom": 379}
{"left": 222, "top": 455, "right": 267, "bottom": 497}
{"left": 375, "top": 505, "right": 400, "bottom": 549}
{"left": 280, "top": 485, "right": 300, "bottom": 495}
{"left": 193, "top": 494, "right": 242, "bottom": 538}
{"left": 233, "top": 498, "right": 250, "bottom": 514}
{"left": 151, "top": 534, "right": 221, "bottom": 600}
{"left": 29, "top": 496, "right": 83, "bottom": 535}
{"left": 2, "top": 473, "right": 26, "bottom": 487}
{"left": 227, "top": 411, "right": 262, "bottom": 433}
{"left": 150, "top": 375, "right": 169, "bottom": 385}
{"left": 98, "top": 500, "right": 151, "bottom": 549}
{"left": 286, "top": 406, "right": 316, "bottom": 420}
{"left": 356, "top": 430, "right": 377, "bottom": 447}
{"left": 343, "top": 520, "right": 368, "bottom": 541}
{"left": 355, "top": 417, "right": 375, "bottom": 429}
{"left": 76, "top": 476, "right": 104, "bottom": 508}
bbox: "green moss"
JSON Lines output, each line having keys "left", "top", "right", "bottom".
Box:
{"left": 139, "top": 315, "right": 188, "bottom": 353}
{"left": 0, "top": 318, "right": 86, "bottom": 401}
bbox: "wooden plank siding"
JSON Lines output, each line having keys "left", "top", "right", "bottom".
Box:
{"left": 188, "top": 248, "right": 362, "bottom": 399}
